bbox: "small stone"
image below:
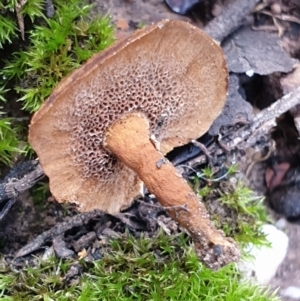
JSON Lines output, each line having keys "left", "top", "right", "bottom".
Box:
{"left": 116, "top": 19, "right": 129, "bottom": 31}
{"left": 276, "top": 218, "right": 287, "bottom": 230}
{"left": 238, "top": 224, "right": 289, "bottom": 285}
{"left": 281, "top": 286, "right": 300, "bottom": 299}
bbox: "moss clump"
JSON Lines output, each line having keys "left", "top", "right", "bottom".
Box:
{"left": 0, "top": 167, "right": 276, "bottom": 300}
{"left": 219, "top": 183, "right": 269, "bottom": 247}
{"left": 0, "top": 116, "right": 25, "bottom": 166}
{"left": 0, "top": 14, "right": 17, "bottom": 48}
{"left": 0, "top": 232, "right": 279, "bottom": 301}
{"left": 193, "top": 165, "right": 269, "bottom": 251}
{"left": 0, "top": 0, "right": 115, "bottom": 165}
{"left": 1, "top": 1, "right": 114, "bottom": 113}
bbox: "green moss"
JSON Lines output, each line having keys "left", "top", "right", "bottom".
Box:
{"left": 0, "top": 0, "right": 115, "bottom": 165}
{"left": 0, "top": 232, "right": 279, "bottom": 301}
{"left": 0, "top": 15, "right": 17, "bottom": 47}
{"left": 0, "top": 1, "right": 17, "bottom": 47}
{"left": 220, "top": 183, "right": 269, "bottom": 248}
{"left": 31, "top": 182, "right": 50, "bottom": 208}
{"left": 0, "top": 116, "right": 25, "bottom": 166}
{"left": 0, "top": 85, "right": 28, "bottom": 166}
{"left": 195, "top": 166, "right": 270, "bottom": 250}
{"left": 1, "top": 0, "right": 115, "bottom": 112}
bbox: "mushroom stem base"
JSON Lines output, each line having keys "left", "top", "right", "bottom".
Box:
{"left": 104, "top": 112, "right": 240, "bottom": 269}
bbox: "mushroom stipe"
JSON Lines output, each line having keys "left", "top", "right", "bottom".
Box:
{"left": 29, "top": 19, "right": 240, "bottom": 269}
{"left": 104, "top": 112, "right": 239, "bottom": 269}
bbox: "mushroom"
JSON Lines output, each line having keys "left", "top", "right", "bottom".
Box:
{"left": 29, "top": 19, "right": 239, "bottom": 269}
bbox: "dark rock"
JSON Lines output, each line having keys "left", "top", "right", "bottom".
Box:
{"left": 223, "top": 26, "right": 298, "bottom": 75}
{"left": 209, "top": 74, "right": 253, "bottom": 136}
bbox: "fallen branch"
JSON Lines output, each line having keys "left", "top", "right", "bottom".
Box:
{"left": 15, "top": 210, "right": 103, "bottom": 258}
{"left": 227, "top": 85, "right": 300, "bottom": 149}
{"left": 0, "top": 160, "right": 44, "bottom": 220}
{"left": 204, "top": 0, "right": 261, "bottom": 42}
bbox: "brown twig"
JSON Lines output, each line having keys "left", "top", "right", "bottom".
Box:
{"left": 15, "top": 0, "right": 28, "bottom": 40}
{"left": 228, "top": 86, "right": 300, "bottom": 149}
{"left": 245, "top": 140, "right": 275, "bottom": 178}
{"left": 260, "top": 10, "right": 300, "bottom": 25}
{"left": 191, "top": 140, "right": 213, "bottom": 161}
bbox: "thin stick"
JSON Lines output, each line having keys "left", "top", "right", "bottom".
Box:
{"left": 15, "top": 210, "right": 103, "bottom": 258}
{"left": 191, "top": 140, "right": 213, "bottom": 160}
{"left": 228, "top": 86, "right": 300, "bottom": 149}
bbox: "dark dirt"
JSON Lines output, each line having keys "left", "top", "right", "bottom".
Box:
{"left": 2, "top": 0, "right": 300, "bottom": 300}
{"left": 0, "top": 191, "right": 77, "bottom": 254}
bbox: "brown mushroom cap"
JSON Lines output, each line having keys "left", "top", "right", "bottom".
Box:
{"left": 29, "top": 19, "right": 228, "bottom": 214}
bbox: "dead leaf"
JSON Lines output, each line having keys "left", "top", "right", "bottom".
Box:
{"left": 78, "top": 248, "right": 87, "bottom": 260}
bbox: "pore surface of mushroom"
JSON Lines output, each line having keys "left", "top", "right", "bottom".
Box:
{"left": 29, "top": 19, "right": 227, "bottom": 213}
{"left": 29, "top": 20, "right": 239, "bottom": 269}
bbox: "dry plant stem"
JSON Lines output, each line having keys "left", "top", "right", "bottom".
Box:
{"left": 191, "top": 140, "right": 213, "bottom": 160}
{"left": 104, "top": 113, "right": 240, "bottom": 269}
{"left": 15, "top": 0, "right": 28, "bottom": 40}
{"left": 254, "top": 86, "right": 300, "bottom": 128}
{"left": 229, "top": 86, "right": 300, "bottom": 149}
{"left": 204, "top": 0, "right": 260, "bottom": 42}
{"left": 0, "top": 161, "right": 44, "bottom": 220}
{"left": 260, "top": 10, "right": 300, "bottom": 25}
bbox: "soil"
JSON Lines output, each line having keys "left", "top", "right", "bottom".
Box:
{"left": 2, "top": 0, "right": 300, "bottom": 300}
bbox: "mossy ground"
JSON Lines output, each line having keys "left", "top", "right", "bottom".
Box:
{"left": 0, "top": 232, "right": 279, "bottom": 301}
{"left": 0, "top": 166, "right": 279, "bottom": 300}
